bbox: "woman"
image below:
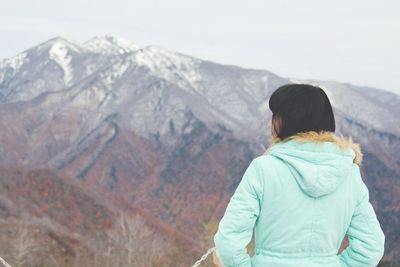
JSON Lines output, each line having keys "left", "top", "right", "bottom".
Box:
{"left": 213, "top": 83, "right": 385, "bottom": 267}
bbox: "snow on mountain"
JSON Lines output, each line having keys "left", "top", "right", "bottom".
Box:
{"left": 133, "top": 45, "right": 202, "bottom": 85}
{"left": 37, "top": 36, "right": 83, "bottom": 52}
{"left": 83, "top": 34, "right": 139, "bottom": 55}
{"left": 0, "top": 52, "right": 28, "bottom": 76}
{"left": 49, "top": 40, "right": 75, "bottom": 85}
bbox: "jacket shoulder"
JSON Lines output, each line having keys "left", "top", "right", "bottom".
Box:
{"left": 253, "top": 154, "right": 287, "bottom": 169}
{"left": 252, "top": 154, "right": 286, "bottom": 179}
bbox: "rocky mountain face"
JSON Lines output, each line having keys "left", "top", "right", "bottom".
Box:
{"left": 0, "top": 35, "right": 399, "bottom": 266}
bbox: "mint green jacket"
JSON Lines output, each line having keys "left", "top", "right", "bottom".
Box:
{"left": 213, "top": 136, "right": 385, "bottom": 267}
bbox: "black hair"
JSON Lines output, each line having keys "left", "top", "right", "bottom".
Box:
{"left": 269, "top": 83, "right": 336, "bottom": 140}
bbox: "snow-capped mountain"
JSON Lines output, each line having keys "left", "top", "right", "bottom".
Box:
{"left": 1, "top": 35, "right": 399, "bottom": 138}
{"left": 0, "top": 35, "right": 399, "bottom": 265}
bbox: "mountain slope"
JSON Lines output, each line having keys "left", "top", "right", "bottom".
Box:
{"left": 0, "top": 35, "right": 399, "bottom": 264}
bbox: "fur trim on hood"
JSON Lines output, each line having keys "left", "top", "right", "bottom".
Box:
{"left": 264, "top": 130, "right": 363, "bottom": 166}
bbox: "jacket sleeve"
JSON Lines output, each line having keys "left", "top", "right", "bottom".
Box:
{"left": 338, "top": 167, "right": 385, "bottom": 267}
{"left": 213, "top": 159, "right": 263, "bottom": 267}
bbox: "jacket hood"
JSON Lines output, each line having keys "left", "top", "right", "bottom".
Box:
{"left": 264, "top": 131, "right": 363, "bottom": 198}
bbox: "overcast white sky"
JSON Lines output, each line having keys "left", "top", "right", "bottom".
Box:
{"left": 1, "top": 0, "right": 399, "bottom": 94}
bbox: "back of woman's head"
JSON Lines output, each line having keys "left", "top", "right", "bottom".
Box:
{"left": 269, "top": 83, "right": 336, "bottom": 140}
